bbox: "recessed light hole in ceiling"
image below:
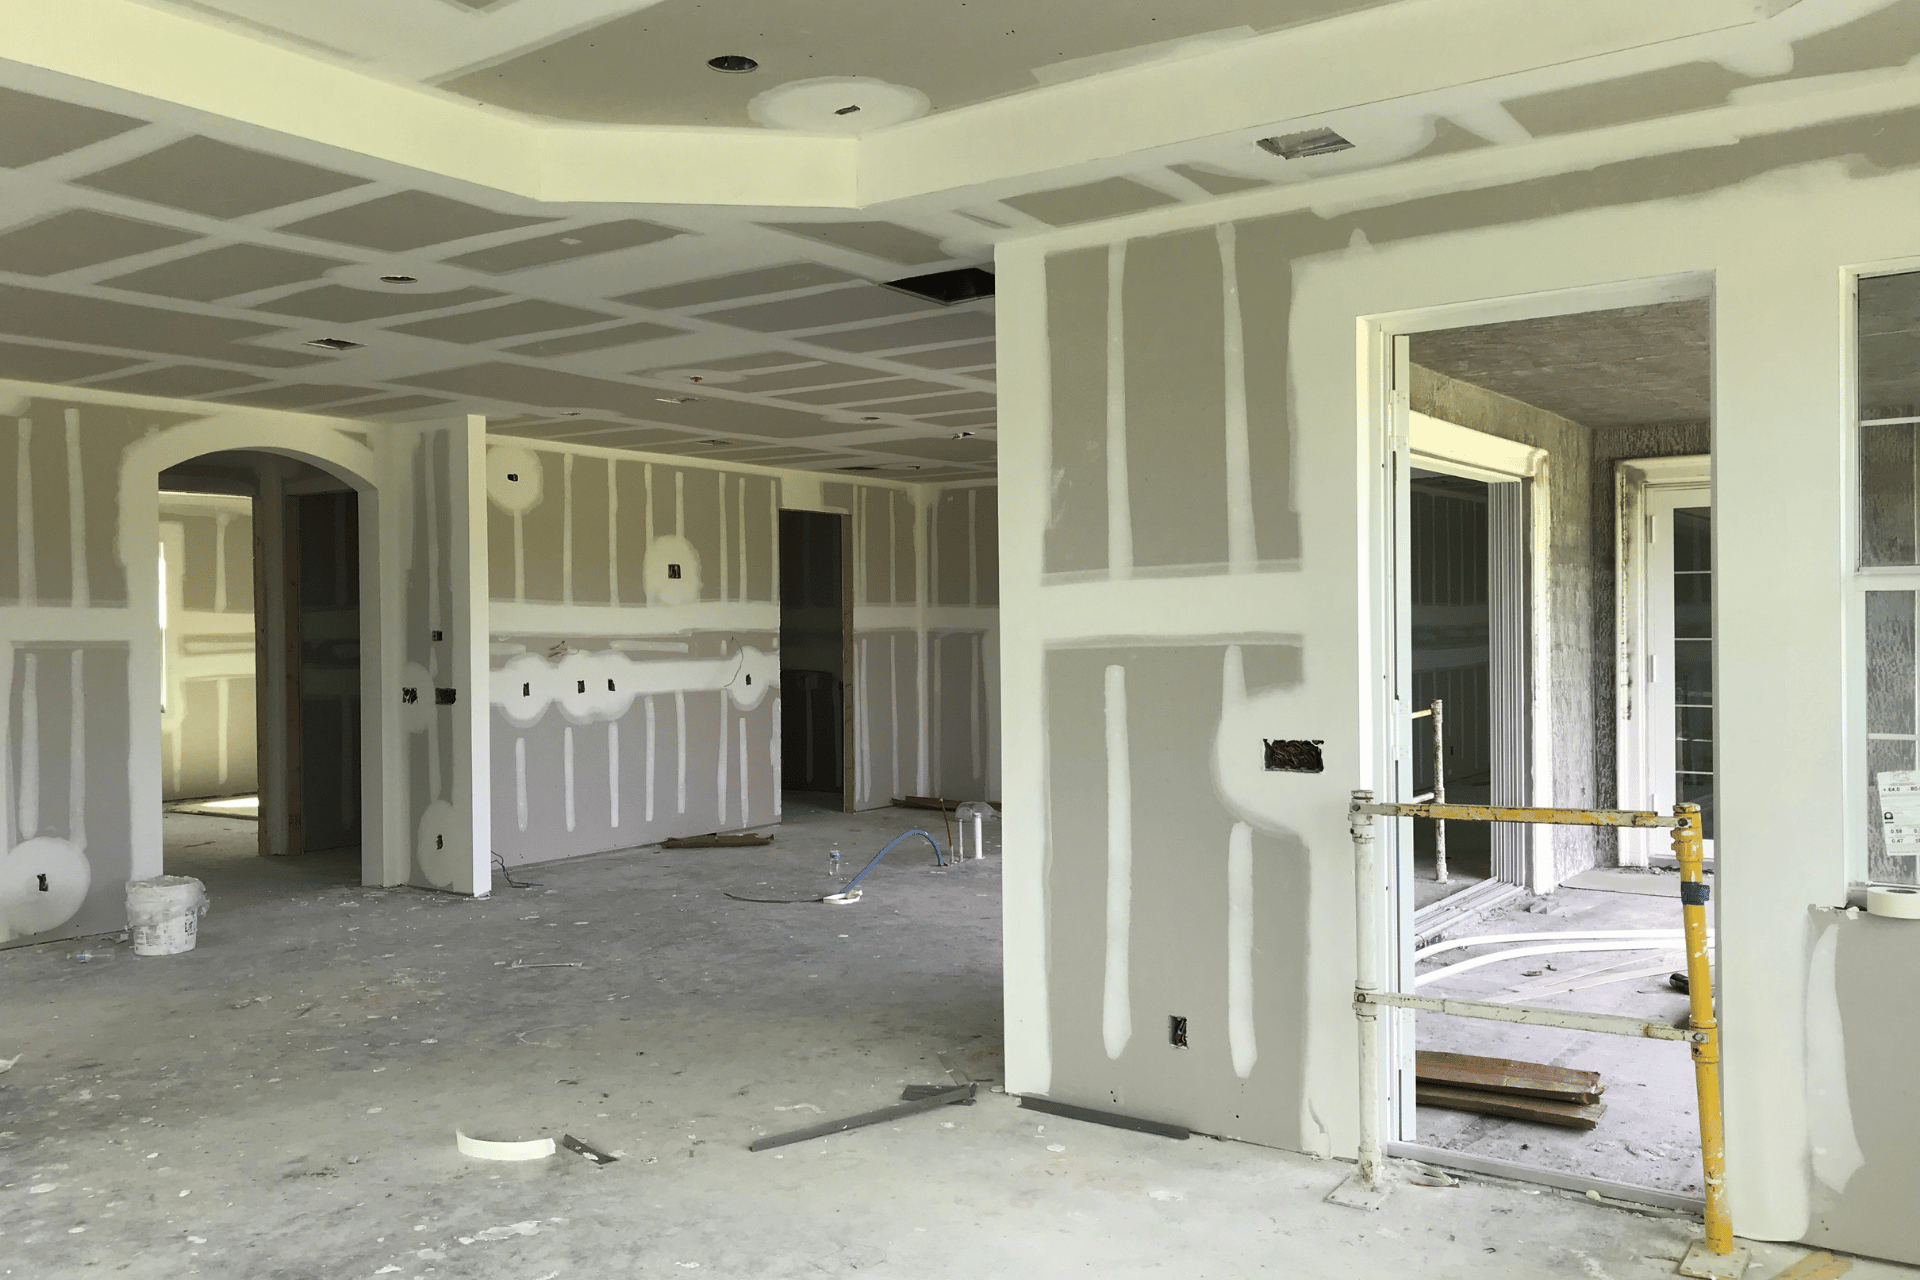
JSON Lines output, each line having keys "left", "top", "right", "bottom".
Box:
{"left": 952, "top": 431, "right": 976, "bottom": 439}
{"left": 834, "top": 105, "right": 861, "bottom": 116}
{"left": 708, "top": 55, "right": 759, "bottom": 73}
{"left": 656, "top": 396, "right": 697, "bottom": 404}
{"left": 379, "top": 274, "right": 418, "bottom": 285}
{"left": 1257, "top": 127, "right": 1354, "bottom": 159}
{"left": 305, "top": 337, "right": 363, "bottom": 351}
{"left": 884, "top": 266, "right": 994, "bottom": 306}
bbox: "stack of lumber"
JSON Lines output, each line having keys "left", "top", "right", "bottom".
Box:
{"left": 1415, "top": 1050, "right": 1607, "bottom": 1130}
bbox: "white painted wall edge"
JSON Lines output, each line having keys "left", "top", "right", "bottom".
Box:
{"left": 0, "top": 0, "right": 1771, "bottom": 210}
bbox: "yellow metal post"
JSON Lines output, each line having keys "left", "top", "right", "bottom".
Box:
{"left": 1673, "top": 802, "right": 1746, "bottom": 1278}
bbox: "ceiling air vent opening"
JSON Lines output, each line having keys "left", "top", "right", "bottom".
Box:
{"left": 304, "top": 337, "right": 364, "bottom": 351}
{"left": 1257, "top": 127, "right": 1354, "bottom": 160}
{"left": 882, "top": 266, "right": 995, "bottom": 307}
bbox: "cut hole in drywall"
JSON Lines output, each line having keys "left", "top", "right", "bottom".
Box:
{"left": 884, "top": 267, "right": 995, "bottom": 306}
{"left": 668, "top": 564, "right": 682, "bottom": 579}
{"left": 1170, "top": 1016, "right": 1189, "bottom": 1048}
{"left": 708, "top": 54, "right": 759, "bottom": 73}
{"left": 305, "top": 337, "right": 363, "bottom": 351}
{"left": 1263, "top": 739, "right": 1324, "bottom": 773}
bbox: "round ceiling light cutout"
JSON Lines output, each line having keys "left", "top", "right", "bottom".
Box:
{"left": 379, "top": 274, "right": 419, "bottom": 285}
{"left": 749, "top": 77, "right": 929, "bottom": 134}
{"left": 708, "top": 54, "right": 759, "bottom": 73}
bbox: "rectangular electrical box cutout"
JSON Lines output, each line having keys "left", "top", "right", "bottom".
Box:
{"left": 1264, "top": 739, "right": 1324, "bottom": 773}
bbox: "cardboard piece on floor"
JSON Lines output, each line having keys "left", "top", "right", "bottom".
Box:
{"left": 1763, "top": 1252, "right": 1851, "bottom": 1280}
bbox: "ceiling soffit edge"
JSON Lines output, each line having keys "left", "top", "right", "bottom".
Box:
{"left": 3, "top": 0, "right": 1779, "bottom": 212}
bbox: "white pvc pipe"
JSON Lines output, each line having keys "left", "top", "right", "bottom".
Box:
{"left": 1414, "top": 928, "right": 1685, "bottom": 962}
{"left": 1416, "top": 937, "right": 1708, "bottom": 987}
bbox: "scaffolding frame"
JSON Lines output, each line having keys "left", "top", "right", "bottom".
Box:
{"left": 1337, "top": 793, "right": 1742, "bottom": 1279}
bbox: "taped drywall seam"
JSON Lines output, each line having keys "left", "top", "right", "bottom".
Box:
{"left": 736, "top": 478, "right": 747, "bottom": 603}
{"left": 562, "top": 725, "right": 575, "bottom": 833}
{"left": 1103, "top": 662, "right": 1133, "bottom": 1059}
{"left": 1228, "top": 820, "right": 1256, "bottom": 1077}
{"left": 674, "top": 690, "right": 687, "bottom": 815}
{"left": 738, "top": 717, "right": 749, "bottom": 826}
{"left": 216, "top": 679, "right": 229, "bottom": 787}
{"left": 512, "top": 508, "right": 526, "bottom": 604}
{"left": 675, "top": 470, "right": 686, "bottom": 539}
{"left": 1218, "top": 226, "right": 1256, "bottom": 574}
{"left": 213, "top": 511, "right": 230, "bottom": 614}
{"left": 718, "top": 471, "right": 730, "bottom": 602}
{"left": 607, "top": 722, "right": 620, "bottom": 829}
{"left": 64, "top": 411, "right": 86, "bottom": 608}
{"left": 889, "top": 633, "right": 901, "bottom": 799}
{"left": 971, "top": 634, "right": 985, "bottom": 782}
{"left": 561, "top": 452, "right": 574, "bottom": 606}
{"left": 17, "top": 419, "right": 35, "bottom": 605}
{"left": 968, "top": 488, "right": 980, "bottom": 606}
{"left": 915, "top": 492, "right": 931, "bottom": 796}
{"left": 770, "top": 694, "right": 782, "bottom": 814}
{"left": 1106, "top": 245, "right": 1133, "bottom": 580}
{"left": 1805, "top": 919, "right": 1865, "bottom": 1192}
{"left": 644, "top": 695, "right": 657, "bottom": 822}
{"left": 514, "top": 736, "right": 528, "bottom": 831}
{"left": 717, "top": 695, "right": 729, "bottom": 826}
{"left": 67, "top": 649, "right": 84, "bottom": 851}
{"left": 18, "top": 651, "right": 38, "bottom": 840}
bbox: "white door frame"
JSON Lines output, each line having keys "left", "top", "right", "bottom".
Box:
{"left": 1615, "top": 456, "right": 1712, "bottom": 865}
{"left": 1409, "top": 411, "right": 1555, "bottom": 891}
{"left": 1364, "top": 270, "right": 1713, "bottom": 1161}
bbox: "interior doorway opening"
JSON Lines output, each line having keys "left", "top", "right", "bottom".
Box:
{"left": 156, "top": 450, "right": 367, "bottom": 906}
{"left": 1383, "top": 287, "right": 1716, "bottom": 1204}
{"left": 777, "top": 509, "right": 852, "bottom": 813}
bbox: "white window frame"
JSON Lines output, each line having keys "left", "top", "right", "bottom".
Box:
{"left": 1846, "top": 259, "right": 1920, "bottom": 887}
{"left": 1615, "top": 456, "right": 1711, "bottom": 866}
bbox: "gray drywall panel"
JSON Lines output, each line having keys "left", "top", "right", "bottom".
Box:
{"left": 933, "top": 630, "right": 989, "bottom": 800}
{"left": 1043, "top": 644, "right": 1311, "bottom": 1146}
{"left": 1124, "top": 229, "right": 1230, "bottom": 573}
{"left": 0, "top": 86, "right": 141, "bottom": 167}
{"left": 975, "top": 488, "right": 1000, "bottom": 607}
{"left": 487, "top": 485, "right": 515, "bottom": 600}
{"left": 570, "top": 453, "right": 612, "bottom": 605}
{"left": 1233, "top": 217, "right": 1309, "bottom": 566}
{"left": 742, "top": 475, "right": 775, "bottom": 601}
{"left": 75, "top": 136, "right": 369, "bottom": 218}
{"left": 517, "top": 450, "right": 566, "bottom": 604}
{"left": 615, "top": 459, "right": 650, "bottom": 604}
{"left": 5, "top": 645, "right": 132, "bottom": 944}
{"left": 26, "top": 413, "right": 73, "bottom": 606}
{"left": 1045, "top": 247, "right": 1109, "bottom": 578}
{"left": 934, "top": 490, "right": 971, "bottom": 605}
{"left": 681, "top": 467, "right": 723, "bottom": 602}
{"left": 0, "top": 209, "right": 200, "bottom": 277}
{"left": 891, "top": 490, "right": 916, "bottom": 604}
{"left": 1804, "top": 907, "right": 1920, "bottom": 1266}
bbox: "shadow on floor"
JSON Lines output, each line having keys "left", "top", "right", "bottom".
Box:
{"left": 162, "top": 810, "right": 359, "bottom": 912}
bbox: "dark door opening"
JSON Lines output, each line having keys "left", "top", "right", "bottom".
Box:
{"left": 778, "top": 509, "right": 850, "bottom": 810}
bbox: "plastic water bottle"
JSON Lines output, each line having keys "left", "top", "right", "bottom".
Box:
{"left": 828, "top": 844, "right": 843, "bottom": 879}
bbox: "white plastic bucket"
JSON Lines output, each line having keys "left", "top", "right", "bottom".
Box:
{"left": 126, "top": 876, "right": 208, "bottom": 956}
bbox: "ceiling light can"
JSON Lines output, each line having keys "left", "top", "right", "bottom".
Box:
{"left": 708, "top": 54, "right": 759, "bottom": 73}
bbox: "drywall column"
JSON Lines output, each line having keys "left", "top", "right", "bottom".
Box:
{"left": 998, "top": 238, "right": 1053, "bottom": 1096}
{"left": 385, "top": 417, "right": 491, "bottom": 896}
{"left": 1714, "top": 258, "right": 1851, "bottom": 1239}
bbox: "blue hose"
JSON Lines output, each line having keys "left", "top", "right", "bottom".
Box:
{"left": 837, "top": 829, "right": 945, "bottom": 895}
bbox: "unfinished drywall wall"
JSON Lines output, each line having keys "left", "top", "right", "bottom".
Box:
{"left": 998, "top": 92, "right": 1920, "bottom": 1258}
{"left": 482, "top": 440, "right": 999, "bottom": 865}
{"left": 157, "top": 491, "right": 255, "bottom": 801}
{"left": 0, "top": 382, "right": 491, "bottom": 948}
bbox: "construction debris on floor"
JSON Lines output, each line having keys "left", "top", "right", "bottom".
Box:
{"left": 1416, "top": 1050, "right": 1607, "bottom": 1130}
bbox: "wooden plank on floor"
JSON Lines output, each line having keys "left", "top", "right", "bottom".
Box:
{"left": 660, "top": 832, "right": 774, "bottom": 848}
{"left": 1416, "top": 1082, "right": 1606, "bottom": 1129}
{"left": 1767, "top": 1253, "right": 1852, "bottom": 1280}
{"left": 1416, "top": 1050, "right": 1604, "bottom": 1104}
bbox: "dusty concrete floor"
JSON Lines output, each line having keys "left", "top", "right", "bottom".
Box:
{"left": 1416, "top": 887, "right": 1699, "bottom": 1194}
{"left": 1, "top": 801, "right": 1905, "bottom": 1279}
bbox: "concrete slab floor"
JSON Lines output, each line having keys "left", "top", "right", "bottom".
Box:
{"left": 1, "top": 803, "right": 1905, "bottom": 1279}
{"left": 1416, "top": 888, "right": 1698, "bottom": 1194}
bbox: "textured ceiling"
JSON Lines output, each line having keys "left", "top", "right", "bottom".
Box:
{"left": 138, "top": 0, "right": 1404, "bottom": 128}
{"left": 1410, "top": 301, "right": 1712, "bottom": 429}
